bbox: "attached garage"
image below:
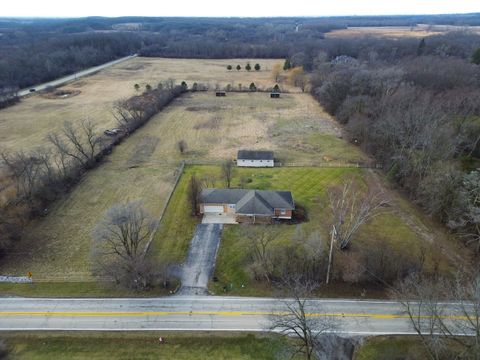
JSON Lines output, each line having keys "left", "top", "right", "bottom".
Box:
{"left": 203, "top": 205, "right": 224, "bottom": 213}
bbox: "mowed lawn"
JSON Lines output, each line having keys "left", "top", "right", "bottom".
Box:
{"left": 151, "top": 164, "right": 459, "bottom": 297}
{"left": 0, "top": 57, "right": 284, "bottom": 153}
{"left": 1, "top": 332, "right": 296, "bottom": 360}
{"left": 150, "top": 165, "right": 359, "bottom": 265}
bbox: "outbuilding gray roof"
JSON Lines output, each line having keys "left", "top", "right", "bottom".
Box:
{"left": 200, "top": 188, "right": 294, "bottom": 216}
{"left": 237, "top": 150, "right": 274, "bottom": 161}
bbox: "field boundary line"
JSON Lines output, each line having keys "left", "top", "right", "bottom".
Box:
{"left": 143, "top": 161, "right": 186, "bottom": 257}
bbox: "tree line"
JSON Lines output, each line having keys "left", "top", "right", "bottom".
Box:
{"left": 310, "top": 36, "right": 480, "bottom": 254}
{"left": 0, "top": 82, "right": 186, "bottom": 260}
{"left": 2, "top": 15, "right": 480, "bottom": 92}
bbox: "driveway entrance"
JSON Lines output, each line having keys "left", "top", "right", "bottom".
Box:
{"left": 202, "top": 213, "right": 237, "bottom": 224}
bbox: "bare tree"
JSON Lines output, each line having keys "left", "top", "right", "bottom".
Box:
{"left": 444, "top": 273, "right": 480, "bottom": 360}
{"left": 112, "top": 100, "right": 144, "bottom": 130}
{"left": 188, "top": 175, "right": 202, "bottom": 216}
{"left": 177, "top": 140, "right": 187, "bottom": 154}
{"left": 270, "top": 277, "right": 340, "bottom": 360}
{"left": 1, "top": 148, "right": 58, "bottom": 203}
{"left": 396, "top": 273, "right": 448, "bottom": 360}
{"left": 221, "top": 159, "right": 234, "bottom": 188}
{"left": 396, "top": 272, "right": 480, "bottom": 360}
{"left": 328, "top": 179, "right": 388, "bottom": 250}
{"left": 48, "top": 120, "right": 102, "bottom": 168}
{"left": 242, "top": 224, "right": 279, "bottom": 283}
{"left": 92, "top": 200, "right": 158, "bottom": 289}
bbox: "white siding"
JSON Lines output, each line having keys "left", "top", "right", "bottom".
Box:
{"left": 204, "top": 205, "right": 224, "bottom": 213}
{"left": 237, "top": 159, "right": 274, "bottom": 167}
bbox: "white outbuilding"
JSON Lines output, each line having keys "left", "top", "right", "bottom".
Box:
{"left": 237, "top": 150, "right": 274, "bottom": 167}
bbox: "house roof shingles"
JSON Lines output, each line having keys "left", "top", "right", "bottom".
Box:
{"left": 237, "top": 150, "right": 274, "bottom": 161}
{"left": 200, "top": 188, "right": 294, "bottom": 216}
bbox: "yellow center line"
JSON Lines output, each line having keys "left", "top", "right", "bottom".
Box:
{"left": 0, "top": 311, "right": 469, "bottom": 320}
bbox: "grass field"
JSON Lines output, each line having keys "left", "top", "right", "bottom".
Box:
{"left": 0, "top": 280, "right": 178, "bottom": 297}
{"left": 326, "top": 24, "right": 480, "bottom": 39}
{"left": 0, "top": 91, "right": 366, "bottom": 279}
{"left": 0, "top": 57, "right": 284, "bottom": 153}
{"left": 0, "top": 332, "right": 296, "bottom": 360}
{"left": 355, "top": 336, "right": 431, "bottom": 359}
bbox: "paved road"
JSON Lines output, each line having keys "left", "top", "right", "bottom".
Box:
{"left": 0, "top": 296, "right": 467, "bottom": 335}
{"left": 18, "top": 54, "right": 137, "bottom": 97}
{"left": 177, "top": 224, "right": 223, "bottom": 296}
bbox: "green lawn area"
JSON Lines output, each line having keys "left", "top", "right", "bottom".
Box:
{"left": 1, "top": 332, "right": 295, "bottom": 360}
{"left": 152, "top": 165, "right": 449, "bottom": 297}
{"left": 0, "top": 280, "right": 178, "bottom": 298}
{"left": 355, "top": 336, "right": 430, "bottom": 360}
{"left": 150, "top": 165, "right": 361, "bottom": 265}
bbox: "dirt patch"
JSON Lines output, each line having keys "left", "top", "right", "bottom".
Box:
{"left": 41, "top": 89, "right": 81, "bottom": 100}
{"left": 121, "top": 63, "right": 147, "bottom": 71}
{"left": 186, "top": 105, "right": 223, "bottom": 112}
{"left": 70, "top": 81, "right": 87, "bottom": 88}
{"left": 127, "top": 135, "right": 160, "bottom": 166}
{"left": 193, "top": 116, "right": 222, "bottom": 130}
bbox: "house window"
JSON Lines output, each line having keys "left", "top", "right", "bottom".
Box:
{"left": 228, "top": 204, "right": 235, "bottom": 209}
{"left": 280, "top": 209, "right": 286, "bottom": 215}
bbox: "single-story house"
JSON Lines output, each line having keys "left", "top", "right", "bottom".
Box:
{"left": 200, "top": 188, "right": 295, "bottom": 223}
{"left": 237, "top": 150, "right": 274, "bottom": 167}
{"left": 216, "top": 91, "right": 226, "bottom": 97}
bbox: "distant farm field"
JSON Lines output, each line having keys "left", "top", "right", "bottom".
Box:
{"left": 0, "top": 57, "right": 284, "bottom": 153}
{"left": 326, "top": 24, "right": 480, "bottom": 38}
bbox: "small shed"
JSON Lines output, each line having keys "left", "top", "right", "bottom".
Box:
{"left": 270, "top": 92, "right": 280, "bottom": 98}
{"left": 237, "top": 150, "right": 274, "bottom": 167}
{"left": 216, "top": 91, "right": 226, "bottom": 97}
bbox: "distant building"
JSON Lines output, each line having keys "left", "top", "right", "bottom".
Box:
{"left": 216, "top": 91, "right": 226, "bottom": 97}
{"left": 237, "top": 150, "right": 274, "bottom": 167}
{"left": 270, "top": 92, "right": 280, "bottom": 98}
{"left": 200, "top": 188, "right": 295, "bottom": 223}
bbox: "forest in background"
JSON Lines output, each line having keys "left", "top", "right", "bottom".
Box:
{"left": 1, "top": 14, "right": 480, "bottom": 89}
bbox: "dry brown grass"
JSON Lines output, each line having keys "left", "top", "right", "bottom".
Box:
{"left": 325, "top": 24, "right": 480, "bottom": 39}
{"left": 0, "top": 90, "right": 366, "bottom": 278}
{"left": 0, "top": 57, "right": 285, "bottom": 153}
{"left": 325, "top": 25, "right": 464, "bottom": 38}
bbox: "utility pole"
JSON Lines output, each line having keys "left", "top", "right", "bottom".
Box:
{"left": 326, "top": 225, "right": 336, "bottom": 285}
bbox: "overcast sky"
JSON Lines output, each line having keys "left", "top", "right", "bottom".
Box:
{"left": 2, "top": 0, "right": 479, "bottom": 18}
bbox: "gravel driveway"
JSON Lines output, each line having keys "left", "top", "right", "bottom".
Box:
{"left": 177, "top": 224, "right": 223, "bottom": 295}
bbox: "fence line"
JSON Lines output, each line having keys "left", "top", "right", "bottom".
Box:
{"left": 142, "top": 161, "right": 186, "bottom": 257}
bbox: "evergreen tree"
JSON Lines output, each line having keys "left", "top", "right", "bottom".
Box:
{"left": 417, "top": 38, "right": 426, "bottom": 56}
{"left": 473, "top": 48, "right": 480, "bottom": 65}
{"left": 283, "top": 58, "right": 291, "bottom": 71}
{"left": 254, "top": 63, "right": 261, "bottom": 71}
{"left": 246, "top": 63, "right": 252, "bottom": 71}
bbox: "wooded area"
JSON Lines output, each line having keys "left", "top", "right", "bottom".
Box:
{"left": 2, "top": 14, "right": 480, "bottom": 89}
{"left": 311, "top": 33, "right": 480, "bottom": 253}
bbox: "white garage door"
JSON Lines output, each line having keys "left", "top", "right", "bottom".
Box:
{"left": 204, "top": 205, "right": 224, "bottom": 213}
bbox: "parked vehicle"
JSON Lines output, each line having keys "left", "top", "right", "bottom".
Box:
{"left": 104, "top": 128, "right": 122, "bottom": 136}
